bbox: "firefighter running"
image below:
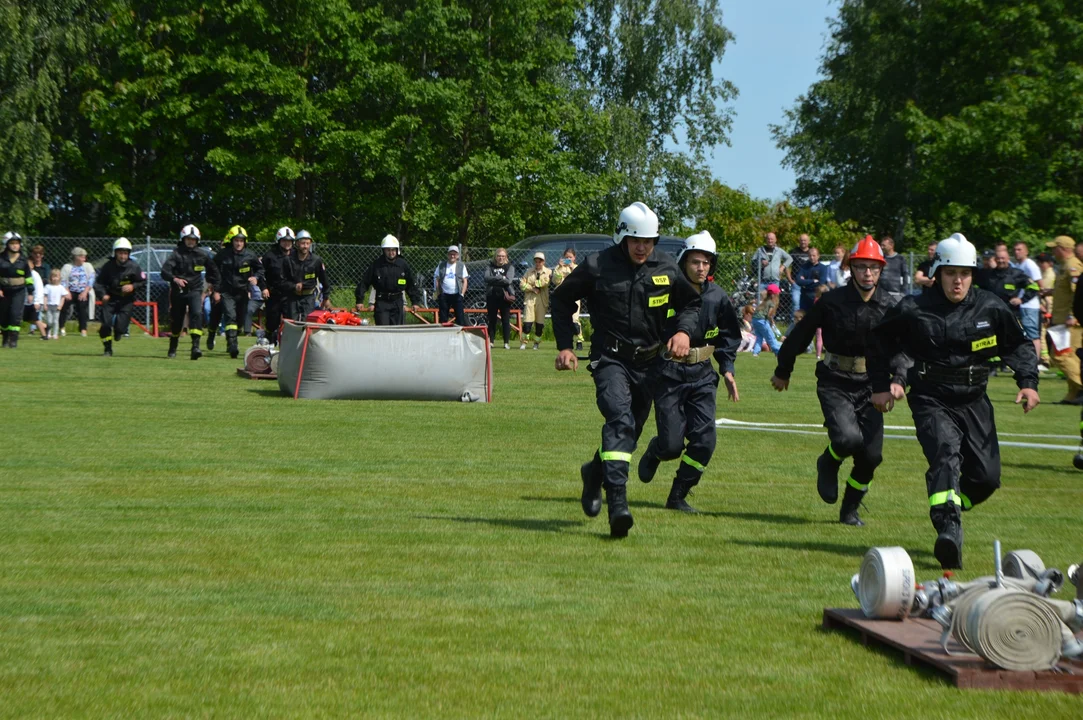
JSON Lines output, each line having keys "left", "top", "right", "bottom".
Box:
{"left": 770, "top": 235, "right": 897, "bottom": 526}
{"left": 93, "top": 238, "right": 147, "bottom": 356}
{"left": 870, "top": 233, "right": 1040, "bottom": 569}
{"left": 551, "top": 201, "right": 702, "bottom": 538}
{"left": 161, "top": 224, "right": 220, "bottom": 360}
{"left": 261, "top": 227, "right": 296, "bottom": 345}
{"left": 0, "top": 232, "right": 32, "bottom": 348}
{"left": 209, "top": 225, "right": 265, "bottom": 358}
{"left": 355, "top": 234, "right": 422, "bottom": 325}
{"left": 637, "top": 231, "right": 742, "bottom": 513}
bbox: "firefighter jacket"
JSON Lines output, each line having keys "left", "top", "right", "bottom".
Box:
{"left": 775, "top": 283, "right": 896, "bottom": 385}
{"left": 213, "top": 246, "right": 265, "bottom": 295}
{"left": 93, "top": 257, "right": 146, "bottom": 300}
{"left": 262, "top": 246, "right": 293, "bottom": 298}
{"left": 976, "top": 266, "right": 1039, "bottom": 306}
{"left": 1052, "top": 256, "right": 1083, "bottom": 324}
{"left": 551, "top": 243, "right": 702, "bottom": 356}
{"left": 0, "top": 251, "right": 32, "bottom": 290}
{"left": 357, "top": 255, "right": 421, "bottom": 305}
{"left": 287, "top": 251, "right": 331, "bottom": 298}
{"left": 484, "top": 261, "right": 516, "bottom": 301}
{"left": 870, "top": 284, "right": 1038, "bottom": 400}
{"left": 663, "top": 281, "right": 742, "bottom": 376}
{"left": 161, "top": 241, "right": 220, "bottom": 292}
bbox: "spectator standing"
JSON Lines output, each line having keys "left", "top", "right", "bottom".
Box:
{"left": 433, "top": 245, "right": 468, "bottom": 325}
{"left": 356, "top": 234, "right": 421, "bottom": 326}
{"left": 825, "top": 245, "right": 850, "bottom": 288}
{"left": 518, "top": 252, "right": 552, "bottom": 350}
{"left": 737, "top": 304, "right": 756, "bottom": 352}
{"left": 1045, "top": 236, "right": 1083, "bottom": 403}
{"left": 749, "top": 232, "right": 793, "bottom": 295}
{"left": 483, "top": 247, "right": 516, "bottom": 349}
{"left": 245, "top": 280, "right": 263, "bottom": 335}
{"left": 913, "top": 242, "right": 938, "bottom": 295}
{"left": 551, "top": 248, "right": 585, "bottom": 350}
{"left": 788, "top": 234, "right": 813, "bottom": 319}
{"left": 795, "top": 246, "right": 826, "bottom": 311}
{"left": 23, "top": 267, "right": 47, "bottom": 340}
{"left": 59, "top": 247, "right": 95, "bottom": 336}
{"left": 44, "top": 269, "right": 69, "bottom": 339}
{"left": 1010, "top": 241, "right": 1045, "bottom": 368}
{"left": 878, "top": 236, "right": 908, "bottom": 305}
{"left": 1037, "top": 252, "right": 1055, "bottom": 366}
{"left": 750, "top": 284, "right": 782, "bottom": 357}
{"left": 26, "top": 245, "right": 50, "bottom": 335}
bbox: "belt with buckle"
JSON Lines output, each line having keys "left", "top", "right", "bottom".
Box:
{"left": 376, "top": 293, "right": 402, "bottom": 301}
{"left": 664, "top": 344, "right": 715, "bottom": 365}
{"left": 0, "top": 277, "right": 27, "bottom": 287}
{"left": 823, "top": 351, "right": 867, "bottom": 373}
{"left": 910, "top": 362, "right": 989, "bottom": 386}
{"left": 603, "top": 333, "right": 660, "bottom": 366}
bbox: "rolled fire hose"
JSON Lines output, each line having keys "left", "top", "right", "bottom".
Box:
{"left": 961, "top": 589, "right": 1064, "bottom": 671}
{"left": 854, "top": 547, "right": 915, "bottom": 620}
{"left": 244, "top": 345, "right": 273, "bottom": 374}
{"left": 269, "top": 351, "right": 280, "bottom": 376}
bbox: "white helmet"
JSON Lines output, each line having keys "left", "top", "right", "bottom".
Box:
{"left": 678, "top": 231, "right": 717, "bottom": 266}
{"left": 180, "top": 224, "right": 201, "bottom": 241}
{"left": 930, "top": 232, "right": 977, "bottom": 276}
{"left": 4, "top": 231, "right": 22, "bottom": 247}
{"left": 381, "top": 234, "right": 400, "bottom": 250}
{"left": 113, "top": 237, "right": 132, "bottom": 253}
{"left": 275, "top": 226, "right": 296, "bottom": 243}
{"left": 614, "top": 201, "right": 660, "bottom": 245}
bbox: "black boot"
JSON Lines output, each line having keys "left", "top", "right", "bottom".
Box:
{"left": 206, "top": 331, "right": 216, "bottom": 350}
{"left": 931, "top": 506, "right": 963, "bottom": 570}
{"left": 605, "top": 484, "right": 634, "bottom": 538}
{"left": 638, "top": 438, "right": 661, "bottom": 483}
{"left": 665, "top": 477, "right": 698, "bottom": 513}
{"left": 816, "top": 447, "right": 842, "bottom": 504}
{"left": 580, "top": 456, "right": 603, "bottom": 518}
{"left": 190, "top": 335, "right": 202, "bottom": 360}
{"left": 227, "top": 330, "right": 239, "bottom": 359}
{"left": 167, "top": 336, "right": 179, "bottom": 358}
{"left": 1, "top": 330, "right": 8, "bottom": 348}
{"left": 839, "top": 483, "right": 866, "bottom": 526}
{"left": 102, "top": 340, "right": 113, "bottom": 357}
{"left": 1074, "top": 442, "right": 1083, "bottom": 470}
{"left": 8, "top": 331, "right": 17, "bottom": 348}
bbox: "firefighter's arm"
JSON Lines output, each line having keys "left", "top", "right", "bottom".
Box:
{"left": 405, "top": 264, "right": 423, "bottom": 307}
{"left": 205, "top": 254, "right": 222, "bottom": 290}
{"left": 996, "top": 299, "right": 1039, "bottom": 392}
{"left": 713, "top": 296, "right": 742, "bottom": 377}
{"left": 253, "top": 257, "right": 266, "bottom": 289}
{"left": 1018, "top": 270, "right": 1039, "bottom": 305}
{"left": 671, "top": 273, "right": 703, "bottom": 340}
{"left": 868, "top": 300, "right": 909, "bottom": 394}
{"left": 318, "top": 263, "right": 331, "bottom": 299}
{"left": 773, "top": 299, "right": 823, "bottom": 382}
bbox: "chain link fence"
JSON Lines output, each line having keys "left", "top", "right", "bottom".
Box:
{"left": 25, "top": 236, "right": 921, "bottom": 337}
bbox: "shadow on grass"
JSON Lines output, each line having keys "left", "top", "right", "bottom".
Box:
{"left": 417, "top": 515, "right": 585, "bottom": 534}
{"left": 520, "top": 495, "right": 657, "bottom": 510}
{"left": 730, "top": 538, "right": 938, "bottom": 563}
{"left": 246, "top": 386, "right": 287, "bottom": 398}
{"left": 698, "top": 510, "right": 813, "bottom": 525}
{"left": 1002, "top": 461, "right": 1080, "bottom": 476}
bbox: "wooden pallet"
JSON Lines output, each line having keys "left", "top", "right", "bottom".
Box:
{"left": 823, "top": 608, "right": 1083, "bottom": 693}
{"left": 236, "top": 368, "right": 277, "bottom": 380}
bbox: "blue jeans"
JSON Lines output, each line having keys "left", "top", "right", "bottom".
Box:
{"left": 1018, "top": 307, "right": 1040, "bottom": 341}
{"left": 751, "top": 318, "right": 781, "bottom": 356}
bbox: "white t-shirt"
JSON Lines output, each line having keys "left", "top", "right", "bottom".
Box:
{"left": 45, "top": 283, "right": 68, "bottom": 306}
{"left": 434, "top": 261, "right": 469, "bottom": 295}
{"left": 1010, "top": 257, "right": 1041, "bottom": 310}
{"left": 25, "top": 270, "right": 44, "bottom": 306}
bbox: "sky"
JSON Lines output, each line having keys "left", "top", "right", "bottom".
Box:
{"left": 706, "top": 0, "right": 839, "bottom": 202}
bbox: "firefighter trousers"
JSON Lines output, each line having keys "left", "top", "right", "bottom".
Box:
{"left": 375, "top": 297, "right": 405, "bottom": 326}
{"left": 910, "top": 391, "right": 1000, "bottom": 523}
{"left": 169, "top": 287, "right": 204, "bottom": 336}
{"left": 649, "top": 360, "right": 718, "bottom": 485}
{"left": 586, "top": 355, "right": 655, "bottom": 488}
{"left": 817, "top": 379, "right": 884, "bottom": 488}
{"left": 0, "top": 286, "right": 27, "bottom": 334}
{"left": 99, "top": 299, "right": 134, "bottom": 342}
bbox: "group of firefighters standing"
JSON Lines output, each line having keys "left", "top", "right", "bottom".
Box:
{"left": 554, "top": 202, "right": 1042, "bottom": 570}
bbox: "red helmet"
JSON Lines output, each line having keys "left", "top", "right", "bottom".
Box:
{"left": 850, "top": 235, "right": 886, "bottom": 265}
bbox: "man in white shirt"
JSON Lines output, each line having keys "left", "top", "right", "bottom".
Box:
{"left": 433, "top": 245, "right": 469, "bottom": 325}
{"left": 1011, "top": 241, "right": 1045, "bottom": 369}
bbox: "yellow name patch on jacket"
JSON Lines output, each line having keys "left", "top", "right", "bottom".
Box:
{"left": 648, "top": 293, "right": 669, "bottom": 308}
{"left": 194, "top": 266, "right": 205, "bottom": 272}
{"left": 305, "top": 273, "right": 316, "bottom": 280}
{"left": 397, "top": 278, "right": 406, "bottom": 285}
{"left": 651, "top": 275, "right": 670, "bottom": 286}
{"left": 238, "top": 266, "right": 250, "bottom": 273}
{"left": 971, "top": 336, "right": 997, "bottom": 351}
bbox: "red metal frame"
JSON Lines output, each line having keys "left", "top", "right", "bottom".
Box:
{"left": 94, "top": 300, "right": 160, "bottom": 337}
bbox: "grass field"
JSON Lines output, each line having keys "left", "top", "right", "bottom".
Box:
{"left": 1, "top": 333, "right": 1081, "bottom": 718}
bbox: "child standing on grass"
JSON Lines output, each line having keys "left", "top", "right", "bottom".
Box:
{"left": 750, "top": 283, "right": 782, "bottom": 357}
{"left": 44, "top": 269, "right": 70, "bottom": 340}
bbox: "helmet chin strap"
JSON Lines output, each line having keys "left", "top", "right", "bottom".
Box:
{"left": 856, "top": 280, "right": 876, "bottom": 291}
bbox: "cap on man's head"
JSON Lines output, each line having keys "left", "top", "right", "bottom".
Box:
{"left": 447, "top": 245, "right": 460, "bottom": 254}
{"left": 1046, "top": 235, "right": 1075, "bottom": 249}
{"left": 1037, "top": 252, "right": 1054, "bottom": 263}
{"left": 982, "top": 249, "right": 996, "bottom": 260}
{"left": 533, "top": 252, "right": 545, "bottom": 261}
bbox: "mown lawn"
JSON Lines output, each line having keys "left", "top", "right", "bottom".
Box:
{"left": 1, "top": 333, "right": 1081, "bottom": 717}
